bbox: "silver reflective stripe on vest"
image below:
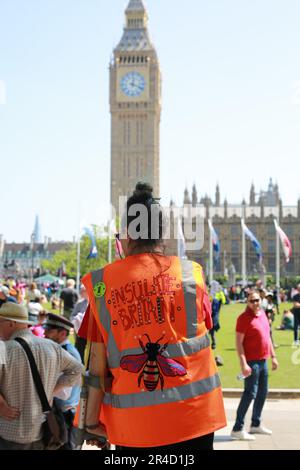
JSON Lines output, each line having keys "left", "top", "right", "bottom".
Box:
{"left": 180, "top": 259, "right": 198, "bottom": 339}
{"left": 120, "top": 334, "right": 210, "bottom": 360}
{"left": 91, "top": 270, "right": 120, "bottom": 369}
{"left": 103, "top": 373, "right": 221, "bottom": 409}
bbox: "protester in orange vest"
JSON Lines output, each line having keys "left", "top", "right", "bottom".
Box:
{"left": 79, "top": 182, "right": 226, "bottom": 450}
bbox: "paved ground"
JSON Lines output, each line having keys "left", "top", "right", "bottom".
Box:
{"left": 214, "top": 398, "right": 300, "bottom": 450}
{"left": 83, "top": 398, "right": 300, "bottom": 451}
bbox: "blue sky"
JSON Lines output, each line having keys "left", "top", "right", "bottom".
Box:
{"left": 1, "top": 0, "right": 300, "bottom": 242}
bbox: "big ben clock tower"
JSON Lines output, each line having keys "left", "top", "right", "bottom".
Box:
{"left": 110, "top": 0, "right": 161, "bottom": 210}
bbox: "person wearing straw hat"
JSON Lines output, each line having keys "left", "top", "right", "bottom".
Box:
{"left": 0, "top": 302, "right": 84, "bottom": 450}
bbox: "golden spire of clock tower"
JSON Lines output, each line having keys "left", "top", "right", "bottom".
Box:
{"left": 125, "top": 0, "right": 148, "bottom": 29}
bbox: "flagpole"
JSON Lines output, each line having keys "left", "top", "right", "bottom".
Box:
{"left": 76, "top": 205, "right": 81, "bottom": 294}
{"left": 108, "top": 220, "right": 112, "bottom": 264}
{"left": 177, "top": 217, "right": 181, "bottom": 258}
{"left": 208, "top": 219, "right": 213, "bottom": 285}
{"left": 241, "top": 219, "right": 247, "bottom": 287}
{"left": 275, "top": 218, "right": 280, "bottom": 304}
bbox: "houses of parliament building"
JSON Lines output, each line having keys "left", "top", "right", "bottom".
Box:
{"left": 177, "top": 179, "right": 300, "bottom": 277}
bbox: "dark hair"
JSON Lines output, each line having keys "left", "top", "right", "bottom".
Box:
{"left": 125, "top": 182, "right": 164, "bottom": 248}
{"left": 246, "top": 289, "right": 259, "bottom": 299}
{"left": 47, "top": 326, "right": 69, "bottom": 336}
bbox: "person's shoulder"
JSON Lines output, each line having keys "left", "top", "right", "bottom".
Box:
{"left": 64, "top": 342, "right": 81, "bottom": 361}
{"left": 36, "top": 336, "right": 61, "bottom": 351}
{"left": 237, "top": 309, "right": 250, "bottom": 322}
{"left": 179, "top": 258, "right": 204, "bottom": 273}
{"left": 82, "top": 268, "right": 104, "bottom": 283}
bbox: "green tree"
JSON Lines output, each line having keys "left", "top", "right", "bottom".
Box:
{"left": 42, "top": 229, "right": 116, "bottom": 279}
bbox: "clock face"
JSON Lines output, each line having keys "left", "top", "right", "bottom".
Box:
{"left": 120, "top": 71, "right": 146, "bottom": 97}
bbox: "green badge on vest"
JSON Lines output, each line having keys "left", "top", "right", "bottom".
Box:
{"left": 93, "top": 282, "right": 106, "bottom": 298}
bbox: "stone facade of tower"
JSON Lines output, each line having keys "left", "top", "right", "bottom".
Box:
{"left": 110, "top": 0, "right": 161, "bottom": 211}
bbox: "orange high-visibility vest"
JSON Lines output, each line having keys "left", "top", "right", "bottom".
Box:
{"left": 83, "top": 254, "right": 226, "bottom": 447}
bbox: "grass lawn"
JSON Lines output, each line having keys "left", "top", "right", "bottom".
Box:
{"left": 45, "top": 302, "right": 300, "bottom": 389}
{"left": 216, "top": 302, "right": 300, "bottom": 389}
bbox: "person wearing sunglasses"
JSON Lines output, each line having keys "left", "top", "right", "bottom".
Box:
{"left": 231, "top": 291, "right": 279, "bottom": 441}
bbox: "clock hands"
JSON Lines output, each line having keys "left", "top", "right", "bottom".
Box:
{"left": 121, "top": 72, "right": 145, "bottom": 96}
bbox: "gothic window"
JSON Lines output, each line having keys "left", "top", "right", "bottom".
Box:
{"left": 267, "top": 224, "right": 274, "bottom": 236}
{"left": 128, "top": 121, "right": 131, "bottom": 145}
{"left": 231, "top": 257, "right": 240, "bottom": 273}
{"left": 140, "top": 122, "right": 143, "bottom": 144}
{"left": 137, "top": 57, "right": 139, "bottom": 63}
{"left": 123, "top": 154, "right": 127, "bottom": 177}
{"left": 141, "top": 57, "right": 144, "bottom": 63}
{"left": 123, "top": 122, "right": 126, "bottom": 145}
{"left": 284, "top": 225, "right": 293, "bottom": 237}
{"left": 285, "top": 258, "right": 294, "bottom": 273}
{"left": 231, "top": 225, "right": 239, "bottom": 237}
{"left": 267, "top": 239, "right": 276, "bottom": 253}
{"left": 132, "top": 57, "right": 135, "bottom": 63}
{"left": 267, "top": 258, "right": 276, "bottom": 272}
{"left": 136, "top": 122, "right": 139, "bottom": 145}
{"left": 231, "top": 240, "right": 239, "bottom": 253}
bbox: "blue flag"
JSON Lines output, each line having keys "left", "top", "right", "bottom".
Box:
{"left": 241, "top": 220, "right": 262, "bottom": 263}
{"left": 83, "top": 226, "right": 98, "bottom": 259}
{"left": 208, "top": 220, "right": 220, "bottom": 261}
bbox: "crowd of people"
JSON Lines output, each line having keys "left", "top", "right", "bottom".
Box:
{"left": 0, "top": 183, "right": 300, "bottom": 451}
{"left": 0, "top": 270, "right": 299, "bottom": 450}
{"left": 0, "top": 279, "right": 86, "bottom": 450}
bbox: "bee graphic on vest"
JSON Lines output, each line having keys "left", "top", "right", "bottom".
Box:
{"left": 120, "top": 334, "right": 187, "bottom": 391}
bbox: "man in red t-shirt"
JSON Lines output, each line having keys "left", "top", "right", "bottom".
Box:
{"left": 231, "top": 290, "right": 279, "bottom": 441}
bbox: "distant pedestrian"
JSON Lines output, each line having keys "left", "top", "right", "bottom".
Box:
{"left": 291, "top": 284, "right": 300, "bottom": 347}
{"left": 231, "top": 291, "right": 278, "bottom": 441}
{"left": 59, "top": 279, "right": 79, "bottom": 321}
{"left": 275, "top": 310, "right": 294, "bottom": 331}
{"left": 264, "top": 292, "right": 277, "bottom": 348}
{"left": 0, "top": 286, "right": 18, "bottom": 307}
{"left": 71, "top": 285, "right": 88, "bottom": 323}
{"left": 209, "top": 283, "right": 226, "bottom": 350}
{"left": 71, "top": 285, "right": 89, "bottom": 364}
{"left": 25, "top": 282, "right": 41, "bottom": 304}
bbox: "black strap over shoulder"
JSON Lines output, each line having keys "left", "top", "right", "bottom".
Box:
{"left": 15, "top": 337, "right": 51, "bottom": 413}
